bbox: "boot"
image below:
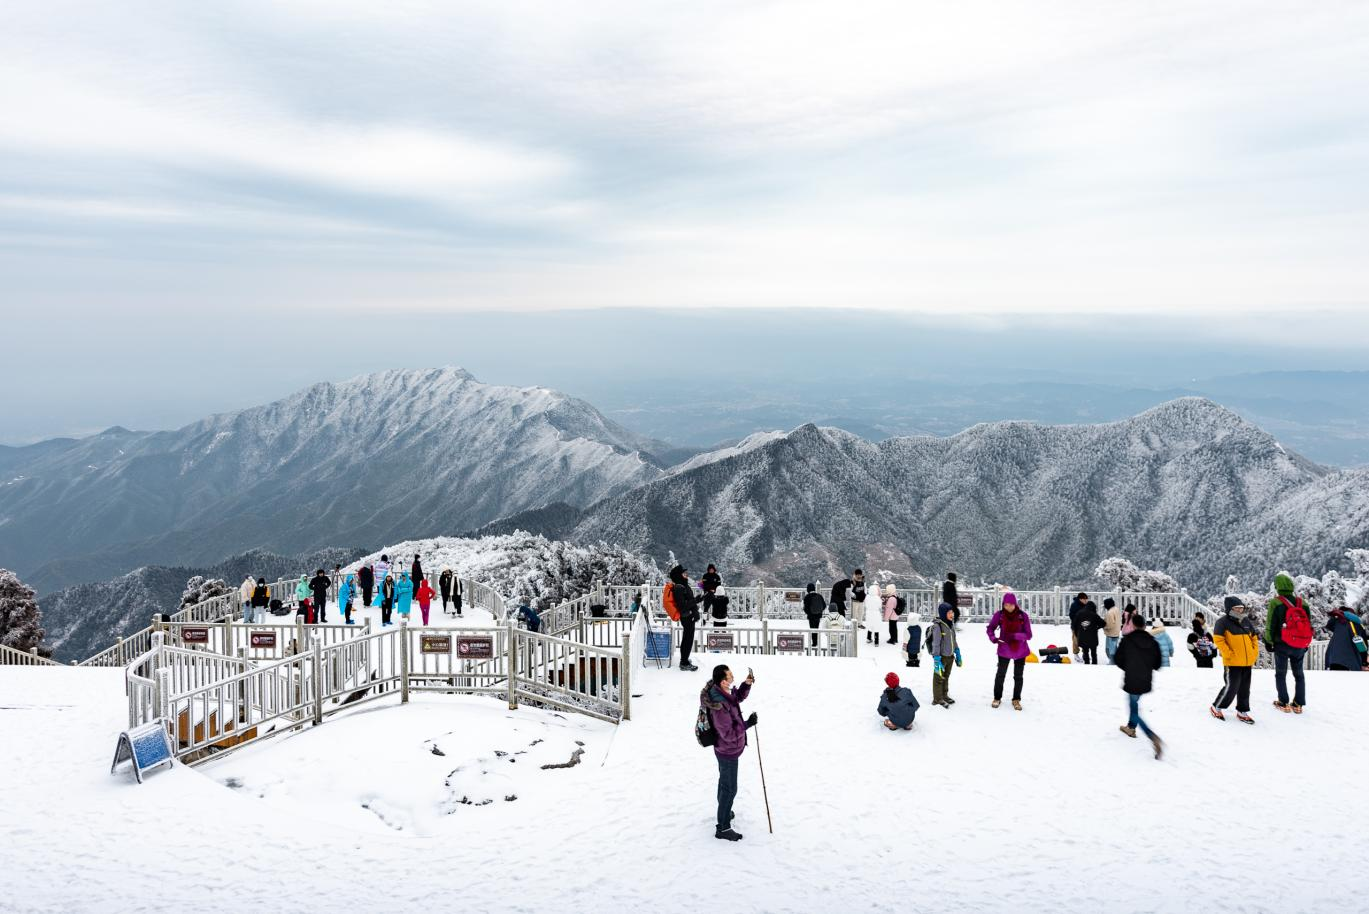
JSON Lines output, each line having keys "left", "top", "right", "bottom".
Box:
{"left": 715, "top": 827, "right": 743, "bottom": 841}
{"left": 991, "top": 699, "right": 1001, "bottom": 708}
{"left": 1119, "top": 725, "right": 1137, "bottom": 738}
{"left": 1273, "top": 701, "right": 1291, "bottom": 713}
{"left": 1012, "top": 700, "right": 1022, "bottom": 711}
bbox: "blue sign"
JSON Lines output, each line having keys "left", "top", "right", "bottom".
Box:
{"left": 111, "top": 721, "right": 174, "bottom": 784}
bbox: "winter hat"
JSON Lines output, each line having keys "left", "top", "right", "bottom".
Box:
{"left": 806, "top": 582, "right": 816, "bottom": 593}
{"left": 1223, "top": 596, "right": 1245, "bottom": 613}
{"left": 1103, "top": 598, "right": 1116, "bottom": 609}
{"left": 885, "top": 672, "right": 900, "bottom": 689}
{"left": 1149, "top": 620, "right": 1166, "bottom": 634}
{"left": 1274, "top": 573, "right": 1295, "bottom": 598}
{"left": 884, "top": 584, "right": 897, "bottom": 597}
{"left": 716, "top": 586, "right": 727, "bottom": 597}
{"left": 947, "top": 573, "right": 957, "bottom": 583}
{"left": 1002, "top": 592, "right": 1018, "bottom": 608}
{"left": 907, "top": 612, "right": 921, "bottom": 625}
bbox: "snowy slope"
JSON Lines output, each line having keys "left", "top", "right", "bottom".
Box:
{"left": 5, "top": 627, "right": 1369, "bottom": 913}
{"left": 3, "top": 368, "right": 670, "bottom": 592}
{"left": 504, "top": 398, "right": 1368, "bottom": 592}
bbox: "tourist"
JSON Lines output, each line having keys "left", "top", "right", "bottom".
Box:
{"left": 666, "top": 564, "right": 700, "bottom": 672}
{"left": 294, "top": 574, "right": 312, "bottom": 623}
{"left": 358, "top": 563, "right": 375, "bottom": 607}
{"left": 380, "top": 574, "right": 396, "bottom": 626}
{"left": 904, "top": 612, "right": 924, "bottom": 668}
{"left": 864, "top": 581, "right": 882, "bottom": 644}
{"left": 942, "top": 572, "right": 958, "bottom": 612}
{"left": 411, "top": 554, "right": 424, "bottom": 592}
{"left": 882, "top": 584, "right": 902, "bottom": 647}
{"left": 700, "top": 564, "right": 722, "bottom": 621}
{"left": 1211, "top": 596, "right": 1260, "bottom": 723}
{"left": 830, "top": 576, "right": 852, "bottom": 618}
{"left": 395, "top": 572, "right": 414, "bottom": 621}
{"left": 1326, "top": 607, "right": 1368, "bottom": 671}
{"left": 438, "top": 567, "right": 455, "bottom": 614}
{"left": 1150, "top": 619, "right": 1174, "bottom": 667}
{"left": 986, "top": 592, "right": 1032, "bottom": 710}
{"left": 1073, "top": 598, "right": 1104, "bottom": 665}
{"left": 339, "top": 574, "right": 355, "bottom": 625}
{"left": 930, "top": 602, "right": 961, "bottom": 708}
{"left": 249, "top": 577, "right": 270, "bottom": 623}
{"left": 1103, "top": 598, "right": 1122, "bottom": 663}
{"left": 878, "top": 671, "right": 919, "bottom": 730}
{"left": 1188, "top": 613, "right": 1217, "bottom": 668}
{"left": 710, "top": 586, "right": 730, "bottom": 627}
{"left": 1114, "top": 612, "right": 1164, "bottom": 759}
{"left": 240, "top": 575, "right": 257, "bottom": 624}
{"left": 416, "top": 575, "right": 435, "bottom": 625}
{"left": 701, "top": 664, "right": 756, "bottom": 841}
{"left": 1265, "top": 573, "right": 1311, "bottom": 714}
{"left": 803, "top": 583, "right": 827, "bottom": 647}
{"left": 309, "top": 569, "right": 331, "bottom": 624}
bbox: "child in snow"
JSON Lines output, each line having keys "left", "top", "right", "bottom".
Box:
{"left": 878, "top": 672, "right": 919, "bottom": 730}
{"left": 930, "top": 602, "right": 961, "bottom": 708}
{"left": 1188, "top": 613, "right": 1217, "bottom": 668}
{"left": 1114, "top": 613, "right": 1164, "bottom": 759}
{"left": 1150, "top": 620, "right": 1174, "bottom": 667}
{"left": 905, "top": 612, "right": 923, "bottom": 668}
{"left": 295, "top": 575, "right": 312, "bottom": 623}
{"left": 882, "top": 584, "right": 902, "bottom": 646}
{"left": 416, "top": 576, "right": 435, "bottom": 625}
{"left": 1212, "top": 596, "right": 1260, "bottom": 724}
{"left": 710, "top": 586, "right": 731, "bottom": 627}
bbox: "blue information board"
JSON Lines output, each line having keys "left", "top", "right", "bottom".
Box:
{"left": 111, "top": 721, "right": 174, "bottom": 784}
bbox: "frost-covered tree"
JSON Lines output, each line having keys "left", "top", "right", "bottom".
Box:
{"left": 1094, "top": 557, "right": 1181, "bottom": 593}
{"left": 0, "top": 568, "right": 45, "bottom": 652}
{"left": 180, "top": 575, "right": 231, "bottom": 609}
{"left": 1346, "top": 549, "right": 1369, "bottom": 578}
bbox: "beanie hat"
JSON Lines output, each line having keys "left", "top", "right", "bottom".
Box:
{"left": 907, "top": 612, "right": 921, "bottom": 625}
{"left": 1103, "top": 598, "right": 1116, "bottom": 609}
{"left": 884, "top": 584, "right": 897, "bottom": 597}
{"left": 1274, "top": 573, "right": 1295, "bottom": 597}
{"left": 1223, "top": 596, "right": 1245, "bottom": 613}
{"left": 948, "top": 573, "right": 957, "bottom": 583}
{"left": 807, "top": 582, "right": 816, "bottom": 593}
{"left": 1002, "top": 592, "right": 1018, "bottom": 607}
{"left": 716, "top": 586, "right": 726, "bottom": 597}
{"left": 885, "top": 672, "right": 900, "bottom": 689}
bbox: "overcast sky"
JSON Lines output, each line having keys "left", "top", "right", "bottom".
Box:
{"left": 2, "top": 1, "right": 1368, "bottom": 440}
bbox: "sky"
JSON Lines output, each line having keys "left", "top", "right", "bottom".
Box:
{"left": 2, "top": 1, "right": 1368, "bottom": 440}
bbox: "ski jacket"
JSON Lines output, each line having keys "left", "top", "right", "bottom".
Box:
{"left": 1213, "top": 612, "right": 1260, "bottom": 667}
{"left": 250, "top": 584, "right": 271, "bottom": 608}
{"left": 1073, "top": 605, "right": 1104, "bottom": 648}
{"left": 803, "top": 592, "right": 827, "bottom": 618}
{"left": 703, "top": 681, "right": 751, "bottom": 759}
{"left": 1114, "top": 629, "right": 1162, "bottom": 695}
{"left": 1266, "top": 587, "right": 1312, "bottom": 650}
{"left": 1152, "top": 630, "right": 1174, "bottom": 666}
{"left": 986, "top": 609, "right": 1032, "bottom": 660}
{"left": 295, "top": 577, "right": 311, "bottom": 602}
{"left": 416, "top": 580, "right": 435, "bottom": 609}
{"left": 668, "top": 577, "right": 699, "bottom": 623}
{"left": 309, "top": 574, "right": 330, "bottom": 604}
{"left": 882, "top": 595, "right": 901, "bottom": 622}
{"left": 930, "top": 605, "right": 958, "bottom": 658}
{"left": 878, "top": 686, "right": 919, "bottom": 729}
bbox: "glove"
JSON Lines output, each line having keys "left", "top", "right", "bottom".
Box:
{"left": 954, "top": 647, "right": 963, "bottom": 667}
{"left": 934, "top": 657, "right": 944, "bottom": 677}
{"left": 746, "top": 712, "right": 758, "bottom": 729}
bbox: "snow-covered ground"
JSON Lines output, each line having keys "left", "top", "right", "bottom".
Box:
{"left": 4, "top": 625, "right": 1368, "bottom": 913}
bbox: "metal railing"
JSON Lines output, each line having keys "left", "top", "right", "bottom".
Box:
{"left": 0, "top": 644, "right": 63, "bottom": 666}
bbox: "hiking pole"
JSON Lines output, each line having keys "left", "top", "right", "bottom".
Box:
{"left": 754, "top": 723, "right": 774, "bottom": 834}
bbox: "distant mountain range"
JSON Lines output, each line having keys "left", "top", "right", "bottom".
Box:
{"left": 483, "top": 398, "right": 1369, "bottom": 594}
{"left": 1, "top": 368, "right": 690, "bottom": 594}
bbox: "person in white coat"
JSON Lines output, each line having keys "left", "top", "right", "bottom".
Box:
{"left": 882, "top": 584, "right": 902, "bottom": 647}
{"left": 864, "top": 585, "right": 883, "bottom": 644}
{"left": 239, "top": 576, "right": 257, "bottom": 624}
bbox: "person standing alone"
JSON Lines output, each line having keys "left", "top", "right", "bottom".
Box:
{"left": 665, "top": 565, "right": 700, "bottom": 672}
{"left": 1114, "top": 613, "right": 1165, "bottom": 759}
{"left": 701, "top": 664, "right": 756, "bottom": 841}
{"left": 1212, "top": 596, "right": 1260, "bottom": 724}
{"left": 1265, "top": 573, "right": 1312, "bottom": 714}
{"left": 986, "top": 592, "right": 1032, "bottom": 710}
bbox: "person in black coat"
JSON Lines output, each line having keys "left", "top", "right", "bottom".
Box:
{"left": 358, "top": 565, "right": 375, "bottom": 607}
{"left": 309, "top": 569, "right": 331, "bottom": 624}
{"left": 1067, "top": 591, "right": 1088, "bottom": 656}
{"left": 1187, "top": 613, "right": 1217, "bottom": 668}
{"left": 830, "top": 578, "right": 852, "bottom": 617}
{"left": 411, "top": 554, "right": 424, "bottom": 592}
{"left": 1326, "top": 608, "right": 1367, "bottom": 671}
{"left": 1114, "top": 616, "right": 1164, "bottom": 759}
{"left": 669, "top": 564, "right": 700, "bottom": 672}
{"left": 700, "top": 564, "right": 722, "bottom": 622}
{"left": 1072, "top": 599, "right": 1104, "bottom": 665}
{"left": 803, "top": 582, "right": 827, "bottom": 647}
{"left": 942, "top": 573, "right": 958, "bottom": 612}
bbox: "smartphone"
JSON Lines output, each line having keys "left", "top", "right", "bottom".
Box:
{"left": 747, "top": 666, "right": 754, "bottom": 680}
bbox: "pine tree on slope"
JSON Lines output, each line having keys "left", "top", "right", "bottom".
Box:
{"left": 0, "top": 569, "right": 45, "bottom": 653}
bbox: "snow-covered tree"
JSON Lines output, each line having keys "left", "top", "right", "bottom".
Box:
{"left": 0, "top": 568, "right": 45, "bottom": 653}
{"left": 1094, "top": 557, "right": 1181, "bottom": 593}
{"left": 180, "top": 575, "right": 231, "bottom": 609}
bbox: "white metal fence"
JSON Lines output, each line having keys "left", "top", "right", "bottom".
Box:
{"left": 0, "top": 644, "right": 63, "bottom": 666}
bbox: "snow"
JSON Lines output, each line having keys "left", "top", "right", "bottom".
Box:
{"left": 4, "top": 625, "right": 1369, "bottom": 913}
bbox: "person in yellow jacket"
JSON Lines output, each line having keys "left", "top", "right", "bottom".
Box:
{"left": 1211, "top": 596, "right": 1260, "bottom": 724}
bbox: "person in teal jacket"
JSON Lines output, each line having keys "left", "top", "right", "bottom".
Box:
{"left": 396, "top": 572, "right": 414, "bottom": 618}
{"left": 294, "top": 575, "right": 313, "bottom": 622}
{"left": 1150, "top": 620, "right": 1175, "bottom": 667}
{"left": 339, "top": 575, "right": 355, "bottom": 625}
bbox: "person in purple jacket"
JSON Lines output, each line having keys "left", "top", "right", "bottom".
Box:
{"left": 700, "top": 664, "right": 757, "bottom": 841}
{"left": 986, "top": 591, "right": 1033, "bottom": 710}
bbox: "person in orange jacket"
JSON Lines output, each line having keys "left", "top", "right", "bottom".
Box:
{"left": 1211, "top": 596, "right": 1261, "bottom": 724}
{"left": 416, "top": 577, "right": 436, "bottom": 626}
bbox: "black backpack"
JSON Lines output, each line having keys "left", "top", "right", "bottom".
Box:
{"left": 696, "top": 701, "right": 717, "bottom": 748}
{"left": 924, "top": 626, "right": 936, "bottom": 656}
{"left": 894, "top": 596, "right": 907, "bottom": 615}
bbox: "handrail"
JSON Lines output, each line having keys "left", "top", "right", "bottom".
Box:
{"left": 0, "top": 644, "right": 63, "bottom": 666}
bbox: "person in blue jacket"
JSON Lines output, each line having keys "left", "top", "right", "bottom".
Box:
{"left": 518, "top": 603, "right": 542, "bottom": 633}
{"left": 1326, "top": 607, "right": 1367, "bottom": 671}
{"left": 339, "top": 574, "right": 355, "bottom": 625}
{"left": 1150, "top": 619, "right": 1175, "bottom": 667}
{"left": 395, "top": 572, "right": 414, "bottom": 619}
{"left": 904, "top": 612, "right": 923, "bottom": 668}
{"left": 878, "top": 672, "right": 919, "bottom": 730}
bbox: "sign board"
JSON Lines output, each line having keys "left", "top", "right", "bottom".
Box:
{"left": 110, "top": 721, "right": 174, "bottom": 784}
{"left": 249, "top": 631, "right": 277, "bottom": 649}
{"left": 776, "top": 634, "right": 805, "bottom": 652}
{"left": 421, "top": 634, "right": 452, "bottom": 654}
{"left": 456, "top": 636, "right": 495, "bottom": 659}
{"left": 705, "top": 632, "right": 734, "bottom": 650}
{"left": 957, "top": 594, "right": 974, "bottom": 608}
{"left": 180, "top": 626, "right": 210, "bottom": 644}
{"left": 783, "top": 590, "right": 804, "bottom": 603}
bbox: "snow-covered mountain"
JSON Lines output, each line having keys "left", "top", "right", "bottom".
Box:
{"left": 2, "top": 368, "right": 673, "bottom": 593}
{"left": 487, "top": 398, "right": 1369, "bottom": 593}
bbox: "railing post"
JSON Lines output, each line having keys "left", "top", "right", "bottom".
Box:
{"left": 155, "top": 668, "right": 171, "bottom": 726}
{"left": 758, "top": 583, "right": 767, "bottom": 622}
{"left": 621, "top": 633, "right": 631, "bottom": 722}
{"left": 506, "top": 621, "right": 518, "bottom": 710}
{"left": 295, "top": 616, "right": 305, "bottom": 657}
{"left": 852, "top": 616, "right": 859, "bottom": 658}
{"left": 237, "top": 648, "right": 248, "bottom": 723}
{"left": 762, "top": 619, "right": 771, "bottom": 655}
{"left": 400, "top": 619, "right": 410, "bottom": 704}
{"left": 311, "top": 635, "right": 324, "bottom": 724}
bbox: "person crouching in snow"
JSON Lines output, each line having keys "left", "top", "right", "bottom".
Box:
{"left": 416, "top": 576, "right": 435, "bottom": 625}
{"left": 882, "top": 584, "right": 902, "bottom": 647}
{"left": 1212, "top": 596, "right": 1260, "bottom": 724}
{"left": 930, "top": 602, "right": 961, "bottom": 708}
{"left": 1114, "top": 613, "right": 1164, "bottom": 759}
{"left": 986, "top": 591, "right": 1032, "bottom": 710}
{"left": 878, "top": 672, "right": 919, "bottom": 730}
{"left": 1150, "top": 619, "right": 1174, "bottom": 667}
{"left": 904, "top": 612, "right": 923, "bottom": 668}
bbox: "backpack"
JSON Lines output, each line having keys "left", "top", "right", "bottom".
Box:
{"left": 695, "top": 691, "right": 717, "bottom": 748}
{"left": 1279, "top": 596, "right": 1313, "bottom": 649}
{"left": 663, "top": 584, "right": 681, "bottom": 622}
{"left": 924, "top": 626, "right": 936, "bottom": 656}
{"left": 1194, "top": 636, "right": 1216, "bottom": 658}
{"left": 894, "top": 596, "right": 907, "bottom": 616}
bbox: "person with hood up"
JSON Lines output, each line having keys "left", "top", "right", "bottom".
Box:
{"left": 1326, "top": 607, "right": 1368, "bottom": 671}
{"left": 1212, "top": 596, "right": 1260, "bottom": 723}
{"left": 1265, "top": 572, "right": 1312, "bottom": 714}
{"left": 1114, "top": 612, "right": 1165, "bottom": 759}
{"left": 709, "top": 586, "right": 731, "bottom": 627}
{"left": 1067, "top": 592, "right": 1089, "bottom": 658}
{"left": 416, "top": 576, "right": 436, "bottom": 625}
{"left": 986, "top": 592, "right": 1033, "bottom": 710}
{"left": 395, "top": 572, "right": 414, "bottom": 620}
{"left": 309, "top": 569, "right": 331, "bottom": 624}
{"left": 1072, "top": 598, "right": 1104, "bottom": 665}
{"left": 411, "top": 554, "right": 424, "bottom": 592}
{"left": 1150, "top": 620, "right": 1174, "bottom": 667}
{"left": 701, "top": 664, "right": 756, "bottom": 841}
{"left": 294, "top": 575, "right": 313, "bottom": 623}
{"left": 882, "top": 584, "right": 903, "bottom": 647}
{"left": 1188, "top": 613, "right": 1218, "bottom": 668}
{"left": 666, "top": 565, "right": 700, "bottom": 672}
{"left": 930, "top": 602, "right": 962, "bottom": 708}
{"left": 380, "top": 574, "right": 396, "bottom": 626}
{"left": 904, "top": 612, "right": 923, "bottom": 668}
{"left": 438, "top": 567, "right": 454, "bottom": 614}
{"left": 700, "top": 564, "right": 722, "bottom": 621}
{"left": 240, "top": 575, "right": 257, "bottom": 624}
{"left": 878, "top": 672, "right": 919, "bottom": 730}
{"left": 864, "top": 582, "right": 882, "bottom": 644}
{"left": 1103, "top": 598, "right": 1123, "bottom": 663}
{"left": 358, "top": 563, "right": 375, "bottom": 607}
{"left": 339, "top": 574, "right": 355, "bottom": 625}
{"left": 803, "top": 583, "right": 827, "bottom": 647}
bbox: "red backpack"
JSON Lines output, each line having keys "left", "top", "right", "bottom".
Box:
{"left": 1279, "top": 596, "right": 1313, "bottom": 649}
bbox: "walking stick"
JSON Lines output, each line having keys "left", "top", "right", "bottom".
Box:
{"left": 754, "top": 723, "right": 774, "bottom": 834}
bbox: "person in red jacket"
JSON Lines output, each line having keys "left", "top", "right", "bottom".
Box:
{"left": 416, "top": 578, "right": 436, "bottom": 626}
